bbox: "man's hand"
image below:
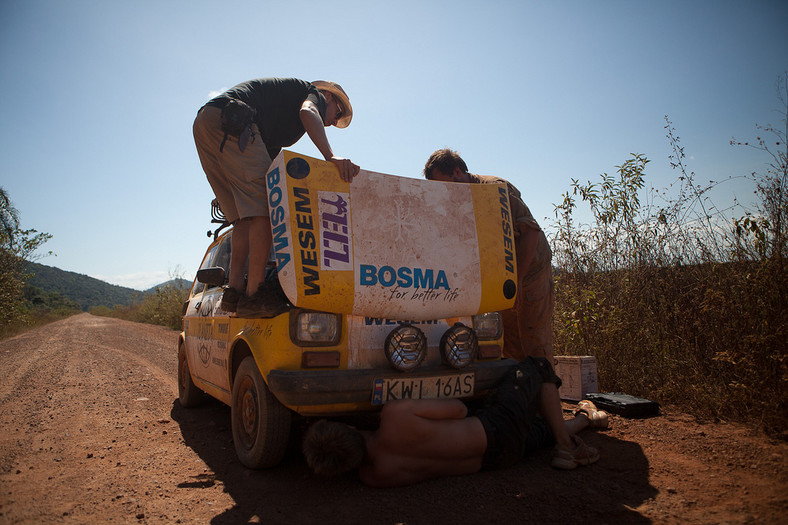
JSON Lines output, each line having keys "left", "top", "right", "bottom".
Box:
{"left": 300, "top": 100, "right": 360, "bottom": 183}
{"left": 330, "top": 156, "right": 360, "bottom": 183}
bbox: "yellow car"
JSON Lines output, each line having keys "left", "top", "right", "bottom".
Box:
{"left": 178, "top": 227, "right": 514, "bottom": 469}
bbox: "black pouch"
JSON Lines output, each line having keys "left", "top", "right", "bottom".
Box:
{"left": 220, "top": 99, "right": 256, "bottom": 152}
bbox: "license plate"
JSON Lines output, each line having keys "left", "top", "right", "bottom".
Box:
{"left": 372, "top": 373, "right": 474, "bottom": 405}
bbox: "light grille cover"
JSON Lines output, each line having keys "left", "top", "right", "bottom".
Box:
{"left": 384, "top": 324, "right": 427, "bottom": 371}
{"left": 440, "top": 324, "right": 478, "bottom": 369}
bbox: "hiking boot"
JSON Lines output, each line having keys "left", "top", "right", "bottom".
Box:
{"left": 220, "top": 287, "right": 242, "bottom": 313}
{"left": 236, "top": 280, "right": 290, "bottom": 318}
{"left": 575, "top": 400, "right": 609, "bottom": 429}
{"left": 551, "top": 435, "right": 600, "bottom": 470}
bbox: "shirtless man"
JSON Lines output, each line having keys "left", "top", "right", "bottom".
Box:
{"left": 303, "top": 357, "right": 608, "bottom": 487}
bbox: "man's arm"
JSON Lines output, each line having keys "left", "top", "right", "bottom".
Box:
{"left": 299, "top": 100, "right": 359, "bottom": 183}
{"left": 516, "top": 225, "right": 539, "bottom": 283}
{"left": 506, "top": 187, "right": 541, "bottom": 302}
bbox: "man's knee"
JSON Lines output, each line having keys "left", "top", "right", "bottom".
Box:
{"left": 515, "top": 357, "right": 562, "bottom": 389}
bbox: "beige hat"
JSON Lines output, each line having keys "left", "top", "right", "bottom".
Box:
{"left": 312, "top": 80, "right": 353, "bottom": 128}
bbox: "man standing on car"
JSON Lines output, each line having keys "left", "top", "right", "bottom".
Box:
{"left": 423, "top": 149, "right": 554, "bottom": 363}
{"left": 193, "top": 78, "right": 359, "bottom": 316}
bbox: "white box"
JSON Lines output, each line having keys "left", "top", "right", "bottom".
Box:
{"left": 554, "top": 356, "right": 599, "bottom": 401}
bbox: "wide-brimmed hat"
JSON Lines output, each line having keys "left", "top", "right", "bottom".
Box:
{"left": 312, "top": 80, "right": 353, "bottom": 128}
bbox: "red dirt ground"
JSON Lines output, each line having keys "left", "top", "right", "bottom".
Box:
{"left": 0, "top": 313, "right": 786, "bottom": 524}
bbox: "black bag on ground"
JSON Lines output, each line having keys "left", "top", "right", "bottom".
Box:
{"left": 583, "top": 392, "right": 660, "bottom": 418}
{"left": 219, "top": 99, "right": 256, "bottom": 152}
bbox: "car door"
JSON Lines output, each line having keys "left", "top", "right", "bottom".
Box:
{"left": 184, "top": 234, "right": 233, "bottom": 394}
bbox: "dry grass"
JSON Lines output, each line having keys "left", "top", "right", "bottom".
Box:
{"left": 553, "top": 260, "right": 786, "bottom": 433}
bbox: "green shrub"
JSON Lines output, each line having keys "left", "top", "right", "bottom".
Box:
{"left": 133, "top": 282, "right": 188, "bottom": 330}
{"left": 88, "top": 305, "right": 112, "bottom": 317}
{"left": 94, "top": 277, "right": 188, "bottom": 331}
{"left": 0, "top": 187, "right": 64, "bottom": 339}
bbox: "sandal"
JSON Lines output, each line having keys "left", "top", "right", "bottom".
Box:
{"left": 575, "top": 400, "right": 609, "bottom": 429}
{"left": 551, "top": 434, "right": 600, "bottom": 470}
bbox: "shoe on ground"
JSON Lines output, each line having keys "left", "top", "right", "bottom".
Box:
{"left": 575, "top": 400, "right": 609, "bottom": 429}
{"left": 220, "top": 287, "right": 242, "bottom": 313}
{"left": 551, "top": 434, "right": 600, "bottom": 470}
{"left": 236, "top": 281, "right": 289, "bottom": 318}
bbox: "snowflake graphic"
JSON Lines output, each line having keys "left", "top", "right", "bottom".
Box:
{"left": 390, "top": 197, "right": 421, "bottom": 243}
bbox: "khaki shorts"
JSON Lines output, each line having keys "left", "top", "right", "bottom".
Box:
{"left": 193, "top": 105, "right": 272, "bottom": 223}
{"left": 501, "top": 231, "right": 555, "bottom": 364}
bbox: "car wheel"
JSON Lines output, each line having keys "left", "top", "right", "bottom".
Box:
{"left": 231, "top": 356, "right": 291, "bottom": 469}
{"left": 178, "top": 343, "right": 204, "bottom": 408}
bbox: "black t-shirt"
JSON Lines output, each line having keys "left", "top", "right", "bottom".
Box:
{"left": 206, "top": 77, "right": 326, "bottom": 159}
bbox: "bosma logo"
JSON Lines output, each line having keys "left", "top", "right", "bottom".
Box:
{"left": 359, "top": 264, "right": 450, "bottom": 290}
{"left": 266, "top": 166, "right": 291, "bottom": 272}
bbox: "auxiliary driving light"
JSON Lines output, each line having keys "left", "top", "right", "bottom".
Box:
{"left": 384, "top": 324, "right": 427, "bottom": 371}
{"left": 440, "top": 323, "right": 478, "bottom": 369}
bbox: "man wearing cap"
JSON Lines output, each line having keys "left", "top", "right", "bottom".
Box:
{"left": 193, "top": 78, "right": 359, "bottom": 315}
{"left": 423, "top": 149, "right": 554, "bottom": 364}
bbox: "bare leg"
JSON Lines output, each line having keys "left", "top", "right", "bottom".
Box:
{"left": 538, "top": 383, "right": 589, "bottom": 448}
{"left": 229, "top": 219, "right": 250, "bottom": 293}
{"left": 245, "top": 216, "right": 273, "bottom": 296}
{"left": 565, "top": 413, "right": 591, "bottom": 435}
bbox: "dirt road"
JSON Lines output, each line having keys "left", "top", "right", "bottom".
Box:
{"left": 0, "top": 313, "right": 785, "bottom": 524}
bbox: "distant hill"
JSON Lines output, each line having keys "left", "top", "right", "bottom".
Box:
{"left": 23, "top": 262, "right": 189, "bottom": 311}
{"left": 145, "top": 279, "right": 191, "bottom": 294}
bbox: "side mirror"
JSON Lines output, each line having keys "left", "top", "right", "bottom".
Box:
{"left": 196, "top": 267, "right": 226, "bottom": 287}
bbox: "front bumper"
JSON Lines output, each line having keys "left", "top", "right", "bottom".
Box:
{"left": 266, "top": 358, "right": 517, "bottom": 408}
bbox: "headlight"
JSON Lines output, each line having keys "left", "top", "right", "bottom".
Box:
{"left": 385, "top": 324, "right": 427, "bottom": 372}
{"left": 472, "top": 312, "right": 503, "bottom": 340}
{"left": 290, "top": 311, "right": 340, "bottom": 346}
{"left": 440, "top": 323, "right": 478, "bottom": 369}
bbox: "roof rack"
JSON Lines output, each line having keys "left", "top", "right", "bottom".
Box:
{"left": 208, "top": 199, "right": 231, "bottom": 240}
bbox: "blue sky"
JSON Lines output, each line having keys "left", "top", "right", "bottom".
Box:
{"left": 1, "top": 0, "right": 786, "bottom": 290}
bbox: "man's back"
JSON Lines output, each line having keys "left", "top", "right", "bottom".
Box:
{"left": 359, "top": 399, "right": 487, "bottom": 487}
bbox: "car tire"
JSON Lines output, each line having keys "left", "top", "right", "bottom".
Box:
{"left": 178, "top": 343, "right": 204, "bottom": 408}
{"left": 231, "top": 356, "right": 291, "bottom": 469}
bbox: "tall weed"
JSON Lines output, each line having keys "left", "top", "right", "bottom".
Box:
{"left": 551, "top": 76, "right": 788, "bottom": 434}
